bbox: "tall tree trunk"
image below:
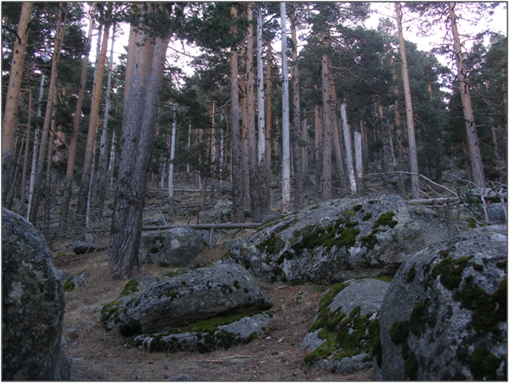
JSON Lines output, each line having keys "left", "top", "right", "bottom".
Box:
{"left": 280, "top": 2, "right": 291, "bottom": 212}
{"left": 395, "top": 2, "right": 420, "bottom": 198}
{"left": 448, "top": 2, "right": 486, "bottom": 188}
{"left": 246, "top": 4, "right": 262, "bottom": 222}
{"left": 60, "top": 6, "right": 94, "bottom": 234}
{"left": 109, "top": 27, "right": 170, "bottom": 280}
{"left": 320, "top": 33, "right": 333, "bottom": 201}
{"left": 76, "top": 5, "right": 112, "bottom": 231}
{"left": 340, "top": 104, "right": 357, "bottom": 194}
{"left": 289, "top": 6, "right": 304, "bottom": 209}
{"left": 2, "top": 2, "right": 34, "bottom": 205}
{"left": 230, "top": 5, "right": 245, "bottom": 223}
{"left": 256, "top": 6, "right": 270, "bottom": 219}
{"left": 168, "top": 104, "right": 177, "bottom": 215}
{"left": 329, "top": 65, "right": 347, "bottom": 190}
{"left": 95, "top": 22, "right": 116, "bottom": 221}
{"left": 264, "top": 41, "right": 273, "bottom": 172}
{"left": 20, "top": 89, "right": 32, "bottom": 215}
{"left": 29, "top": 4, "right": 66, "bottom": 225}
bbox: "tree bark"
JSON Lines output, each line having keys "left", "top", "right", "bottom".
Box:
{"left": 320, "top": 33, "right": 333, "bottom": 201}
{"left": 290, "top": 6, "right": 304, "bottom": 209}
{"left": 76, "top": 5, "right": 111, "bottom": 231}
{"left": 60, "top": 5, "right": 94, "bottom": 234}
{"left": 246, "top": 4, "right": 262, "bottom": 223}
{"left": 448, "top": 2, "right": 486, "bottom": 188}
{"left": 256, "top": 6, "right": 270, "bottom": 220}
{"left": 281, "top": 2, "right": 291, "bottom": 212}
{"left": 230, "top": 5, "right": 245, "bottom": 223}
{"left": 2, "top": 2, "right": 34, "bottom": 205}
{"left": 109, "top": 28, "right": 170, "bottom": 280}
{"left": 29, "top": 4, "right": 67, "bottom": 225}
{"left": 168, "top": 104, "right": 177, "bottom": 215}
{"left": 264, "top": 41, "right": 273, "bottom": 172}
{"left": 340, "top": 104, "right": 357, "bottom": 194}
{"left": 395, "top": 2, "right": 420, "bottom": 199}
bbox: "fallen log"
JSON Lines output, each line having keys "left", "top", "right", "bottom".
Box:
{"left": 142, "top": 223, "right": 261, "bottom": 231}
{"left": 408, "top": 197, "right": 460, "bottom": 205}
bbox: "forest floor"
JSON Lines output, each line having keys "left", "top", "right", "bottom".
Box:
{"left": 55, "top": 232, "right": 373, "bottom": 381}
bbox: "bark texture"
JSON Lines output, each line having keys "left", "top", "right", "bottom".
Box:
{"left": 109, "top": 28, "right": 170, "bottom": 280}
{"left": 2, "top": 2, "right": 34, "bottom": 204}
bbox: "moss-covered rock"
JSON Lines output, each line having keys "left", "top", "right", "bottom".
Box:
{"left": 118, "top": 263, "right": 272, "bottom": 336}
{"left": 131, "top": 311, "right": 272, "bottom": 353}
{"left": 301, "top": 278, "right": 389, "bottom": 374}
{"left": 222, "top": 194, "right": 458, "bottom": 285}
{"left": 375, "top": 225, "right": 507, "bottom": 381}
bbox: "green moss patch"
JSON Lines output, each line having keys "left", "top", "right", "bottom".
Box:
{"left": 121, "top": 279, "right": 139, "bottom": 296}
{"left": 305, "top": 283, "right": 380, "bottom": 365}
{"left": 432, "top": 256, "right": 473, "bottom": 290}
{"left": 372, "top": 212, "right": 398, "bottom": 229}
{"left": 63, "top": 278, "right": 75, "bottom": 292}
{"left": 468, "top": 347, "right": 504, "bottom": 381}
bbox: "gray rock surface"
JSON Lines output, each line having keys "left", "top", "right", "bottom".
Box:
{"left": 133, "top": 312, "right": 271, "bottom": 353}
{"left": 374, "top": 225, "right": 507, "bottom": 381}
{"left": 139, "top": 227, "right": 207, "bottom": 267}
{"left": 223, "top": 194, "right": 458, "bottom": 284}
{"left": 2, "top": 208, "right": 70, "bottom": 380}
{"left": 118, "top": 263, "right": 272, "bottom": 336}
{"left": 302, "top": 278, "right": 389, "bottom": 374}
{"left": 198, "top": 200, "right": 233, "bottom": 223}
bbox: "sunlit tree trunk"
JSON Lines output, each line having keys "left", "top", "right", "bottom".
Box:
{"left": 281, "top": 2, "right": 291, "bottom": 212}
{"left": 76, "top": 4, "right": 111, "bottom": 231}
{"left": 168, "top": 104, "right": 177, "bottom": 215}
{"left": 2, "top": 2, "right": 34, "bottom": 205}
{"left": 395, "top": 2, "right": 420, "bottom": 198}
{"left": 95, "top": 22, "right": 116, "bottom": 221}
{"left": 29, "top": 4, "right": 66, "bottom": 225}
{"left": 448, "top": 2, "right": 486, "bottom": 188}
{"left": 60, "top": 6, "right": 94, "bottom": 234}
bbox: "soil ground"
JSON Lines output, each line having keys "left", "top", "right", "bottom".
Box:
{"left": 55, "top": 231, "right": 373, "bottom": 381}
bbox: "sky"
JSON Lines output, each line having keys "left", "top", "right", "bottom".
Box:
{"left": 90, "top": 2, "right": 508, "bottom": 78}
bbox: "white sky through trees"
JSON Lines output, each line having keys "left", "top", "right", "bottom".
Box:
{"left": 87, "top": 2, "right": 507, "bottom": 82}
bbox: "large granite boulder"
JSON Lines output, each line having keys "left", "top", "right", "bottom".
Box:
{"left": 139, "top": 227, "right": 207, "bottom": 267}
{"left": 374, "top": 225, "right": 507, "bottom": 381}
{"left": 2, "top": 209, "right": 70, "bottom": 380}
{"left": 302, "top": 278, "right": 389, "bottom": 374}
{"left": 222, "top": 194, "right": 458, "bottom": 284}
{"left": 118, "top": 263, "right": 272, "bottom": 336}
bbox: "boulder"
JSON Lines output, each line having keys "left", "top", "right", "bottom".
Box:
{"left": 71, "top": 240, "right": 107, "bottom": 255}
{"left": 101, "top": 276, "right": 160, "bottom": 331}
{"left": 2, "top": 208, "right": 70, "bottom": 380}
{"left": 139, "top": 227, "right": 207, "bottom": 267}
{"left": 132, "top": 312, "right": 272, "bottom": 353}
{"left": 302, "top": 278, "right": 389, "bottom": 374}
{"left": 118, "top": 263, "right": 272, "bottom": 336}
{"left": 222, "top": 194, "right": 458, "bottom": 284}
{"left": 199, "top": 200, "right": 233, "bottom": 223}
{"left": 374, "top": 225, "right": 507, "bottom": 381}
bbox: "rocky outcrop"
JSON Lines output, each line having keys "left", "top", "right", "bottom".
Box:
{"left": 2, "top": 208, "right": 70, "bottom": 380}
{"left": 117, "top": 263, "right": 272, "bottom": 336}
{"left": 222, "top": 194, "right": 458, "bottom": 285}
{"left": 139, "top": 227, "right": 207, "bottom": 267}
{"left": 199, "top": 200, "right": 233, "bottom": 223}
{"left": 374, "top": 225, "right": 507, "bottom": 381}
{"left": 302, "top": 278, "right": 389, "bottom": 374}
